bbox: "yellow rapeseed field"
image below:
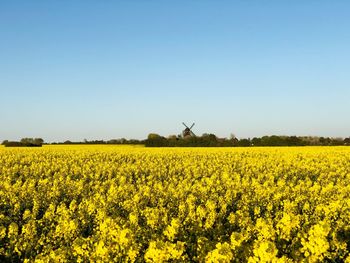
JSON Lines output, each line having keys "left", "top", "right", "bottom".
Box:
{"left": 1, "top": 145, "right": 350, "bottom": 262}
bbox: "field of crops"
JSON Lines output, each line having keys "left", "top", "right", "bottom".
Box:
{"left": 1, "top": 145, "right": 350, "bottom": 262}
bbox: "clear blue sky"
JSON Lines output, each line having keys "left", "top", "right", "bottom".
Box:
{"left": 1, "top": 1, "right": 349, "bottom": 142}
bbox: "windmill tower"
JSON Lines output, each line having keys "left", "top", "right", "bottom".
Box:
{"left": 182, "top": 122, "right": 196, "bottom": 137}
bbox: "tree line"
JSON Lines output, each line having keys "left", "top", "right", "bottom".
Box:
{"left": 2, "top": 135, "right": 350, "bottom": 147}
{"left": 2, "top": 138, "right": 44, "bottom": 147}
{"left": 145, "top": 133, "right": 235, "bottom": 147}
{"left": 145, "top": 134, "right": 350, "bottom": 147}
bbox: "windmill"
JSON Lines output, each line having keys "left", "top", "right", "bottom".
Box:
{"left": 182, "top": 122, "right": 196, "bottom": 137}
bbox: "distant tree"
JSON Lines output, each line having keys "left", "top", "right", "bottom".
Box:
{"left": 251, "top": 137, "right": 261, "bottom": 146}
{"left": 21, "top": 138, "right": 34, "bottom": 144}
{"left": 238, "top": 138, "right": 251, "bottom": 147}
{"left": 20, "top": 138, "right": 42, "bottom": 146}
{"left": 34, "top": 138, "right": 44, "bottom": 145}
{"left": 300, "top": 136, "right": 319, "bottom": 146}
{"left": 331, "top": 137, "right": 344, "bottom": 146}
{"left": 319, "top": 137, "right": 331, "bottom": 146}
{"left": 2, "top": 140, "right": 9, "bottom": 145}
{"left": 6, "top": 138, "right": 44, "bottom": 147}
{"left": 202, "top": 133, "right": 217, "bottom": 141}
{"left": 4, "top": 141, "right": 23, "bottom": 147}
{"left": 286, "top": 136, "right": 304, "bottom": 146}
{"left": 145, "top": 133, "right": 167, "bottom": 147}
{"left": 168, "top": 135, "right": 177, "bottom": 140}
{"left": 147, "top": 133, "right": 161, "bottom": 140}
{"left": 344, "top": 137, "right": 350, "bottom": 145}
{"left": 208, "top": 134, "right": 217, "bottom": 141}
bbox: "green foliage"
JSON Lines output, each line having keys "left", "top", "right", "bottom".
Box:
{"left": 145, "top": 134, "right": 350, "bottom": 147}
{"left": 145, "top": 133, "right": 236, "bottom": 147}
{"left": 3, "top": 138, "right": 44, "bottom": 147}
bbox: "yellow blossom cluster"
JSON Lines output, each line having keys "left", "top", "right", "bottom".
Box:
{"left": 1, "top": 145, "right": 350, "bottom": 262}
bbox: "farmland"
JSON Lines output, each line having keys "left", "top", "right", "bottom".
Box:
{"left": 1, "top": 145, "right": 350, "bottom": 262}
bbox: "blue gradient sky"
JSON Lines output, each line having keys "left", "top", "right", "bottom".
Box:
{"left": 1, "top": 1, "right": 349, "bottom": 142}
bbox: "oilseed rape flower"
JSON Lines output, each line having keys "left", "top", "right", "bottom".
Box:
{"left": 1, "top": 145, "right": 350, "bottom": 261}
